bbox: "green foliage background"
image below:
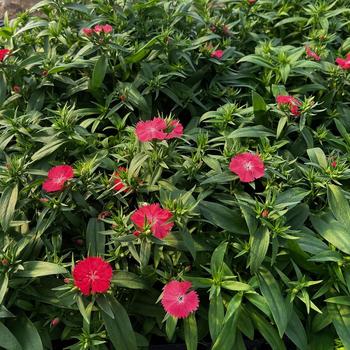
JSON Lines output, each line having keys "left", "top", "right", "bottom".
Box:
{"left": 0, "top": 0, "right": 350, "bottom": 349}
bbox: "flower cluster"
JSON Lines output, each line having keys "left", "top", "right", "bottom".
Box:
{"left": 135, "top": 117, "right": 183, "bottom": 142}
{"left": 82, "top": 24, "right": 113, "bottom": 36}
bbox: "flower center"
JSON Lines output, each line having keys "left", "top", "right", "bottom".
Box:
{"left": 88, "top": 271, "right": 99, "bottom": 281}
{"left": 53, "top": 175, "right": 66, "bottom": 184}
{"left": 243, "top": 161, "right": 253, "bottom": 170}
{"left": 177, "top": 295, "right": 185, "bottom": 303}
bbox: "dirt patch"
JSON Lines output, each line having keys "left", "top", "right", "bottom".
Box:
{"left": 0, "top": 0, "right": 39, "bottom": 18}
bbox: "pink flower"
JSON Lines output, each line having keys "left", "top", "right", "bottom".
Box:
{"left": 336, "top": 54, "right": 350, "bottom": 70}
{"left": 305, "top": 46, "right": 320, "bottom": 61}
{"left": 82, "top": 28, "right": 93, "bottom": 36}
{"left": 113, "top": 167, "right": 128, "bottom": 192}
{"left": 50, "top": 318, "right": 60, "bottom": 327}
{"left": 12, "top": 85, "right": 21, "bottom": 93}
{"left": 42, "top": 165, "right": 74, "bottom": 192}
{"left": 229, "top": 152, "right": 265, "bottom": 183}
{"left": 210, "top": 50, "right": 224, "bottom": 60}
{"left": 248, "top": 0, "right": 257, "bottom": 4}
{"left": 93, "top": 24, "right": 113, "bottom": 34}
{"left": 331, "top": 161, "right": 337, "bottom": 168}
{"left": 73, "top": 257, "right": 113, "bottom": 296}
{"left": 165, "top": 120, "right": 184, "bottom": 139}
{"left": 102, "top": 24, "right": 113, "bottom": 33}
{"left": 276, "top": 95, "right": 301, "bottom": 116}
{"left": 131, "top": 203, "right": 173, "bottom": 239}
{"left": 0, "top": 49, "right": 10, "bottom": 62}
{"left": 135, "top": 117, "right": 183, "bottom": 142}
{"left": 161, "top": 281, "right": 199, "bottom": 319}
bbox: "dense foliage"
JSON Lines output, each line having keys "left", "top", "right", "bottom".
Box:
{"left": 1, "top": 0, "right": 350, "bottom": 349}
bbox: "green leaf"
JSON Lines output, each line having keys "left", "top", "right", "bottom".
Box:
{"left": 184, "top": 313, "right": 197, "bottom": 350}
{"left": 0, "top": 273, "right": 9, "bottom": 304}
{"left": 249, "top": 227, "right": 270, "bottom": 273}
{"left": 209, "top": 290, "right": 224, "bottom": 342}
{"left": 212, "top": 302, "right": 240, "bottom": 350}
{"left": 76, "top": 296, "right": 90, "bottom": 325}
{"left": 101, "top": 295, "right": 137, "bottom": 350}
{"left": 112, "top": 271, "right": 149, "bottom": 289}
{"left": 325, "top": 296, "right": 350, "bottom": 306}
{"left": 285, "top": 310, "right": 308, "bottom": 350}
{"left": 179, "top": 227, "right": 196, "bottom": 260}
{"left": 0, "top": 184, "right": 18, "bottom": 231}
{"left": 89, "top": 56, "right": 108, "bottom": 90}
{"left": 16, "top": 262, "right": 67, "bottom": 277}
{"left": 166, "top": 316, "right": 177, "bottom": 341}
{"left": 31, "top": 140, "right": 66, "bottom": 161}
{"left": 199, "top": 201, "right": 248, "bottom": 234}
{"left": 250, "top": 310, "right": 286, "bottom": 350}
{"left": 307, "top": 147, "right": 327, "bottom": 169}
{"left": 238, "top": 55, "right": 274, "bottom": 69}
{"left": 228, "top": 125, "right": 275, "bottom": 139}
{"left": 210, "top": 243, "right": 227, "bottom": 278}
{"left": 0, "top": 321, "right": 22, "bottom": 350}
{"left": 311, "top": 213, "right": 350, "bottom": 254}
{"left": 252, "top": 91, "right": 267, "bottom": 114}
{"left": 7, "top": 315, "right": 43, "bottom": 350}
{"left": 327, "top": 184, "right": 350, "bottom": 227}
{"left": 86, "top": 218, "right": 105, "bottom": 256}
{"left": 223, "top": 293, "right": 243, "bottom": 324}
{"left": 258, "top": 269, "right": 288, "bottom": 337}
{"left": 221, "top": 281, "right": 251, "bottom": 292}
{"left": 329, "top": 303, "right": 350, "bottom": 349}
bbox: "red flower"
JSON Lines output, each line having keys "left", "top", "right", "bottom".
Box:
{"left": 93, "top": 24, "right": 113, "bottom": 34}
{"left": 305, "top": 46, "right": 320, "bottom": 61}
{"left": 229, "top": 152, "right": 265, "bottom": 183}
{"left": 161, "top": 281, "right": 199, "bottom": 319}
{"left": 73, "top": 257, "right": 113, "bottom": 296}
{"left": 210, "top": 50, "right": 224, "bottom": 60}
{"left": 12, "top": 85, "right": 21, "bottom": 93}
{"left": 113, "top": 167, "right": 128, "bottom": 192}
{"left": 165, "top": 120, "right": 184, "bottom": 139}
{"left": 102, "top": 24, "right": 113, "bottom": 33}
{"left": 82, "top": 28, "right": 93, "bottom": 36}
{"left": 0, "top": 49, "right": 10, "bottom": 62}
{"left": 50, "top": 318, "right": 60, "bottom": 327}
{"left": 131, "top": 203, "right": 174, "bottom": 239}
{"left": 135, "top": 117, "right": 183, "bottom": 142}
{"left": 42, "top": 165, "right": 74, "bottom": 192}
{"left": 331, "top": 161, "right": 337, "bottom": 168}
{"left": 336, "top": 54, "right": 350, "bottom": 70}
{"left": 248, "top": 0, "right": 257, "bottom": 4}
{"left": 276, "top": 95, "right": 301, "bottom": 116}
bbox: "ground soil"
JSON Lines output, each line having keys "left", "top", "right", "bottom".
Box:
{"left": 0, "top": 0, "right": 39, "bottom": 18}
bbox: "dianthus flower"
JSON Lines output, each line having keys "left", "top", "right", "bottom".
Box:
{"left": 131, "top": 203, "right": 173, "bottom": 239}
{"left": 93, "top": 24, "right": 113, "bottom": 34}
{"left": 336, "top": 53, "right": 350, "bottom": 70}
{"left": 305, "top": 46, "right": 320, "bottom": 61}
{"left": 113, "top": 167, "right": 128, "bottom": 192}
{"left": 82, "top": 28, "right": 93, "bottom": 36}
{"left": 73, "top": 257, "right": 113, "bottom": 296}
{"left": 229, "top": 152, "right": 265, "bottom": 183}
{"left": 276, "top": 94, "right": 301, "bottom": 116}
{"left": 135, "top": 117, "right": 183, "bottom": 142}
{"left": 42, "top": 165, "right": 74, "bottom": 192}
{"left": 161, "top": 281, "right": 199, "bottom": 318}
{"left": 210, "top": 50, "right": 224, "bottom": 60}
{"left": 0, "top": 49, "right": 10, "bottom": 62}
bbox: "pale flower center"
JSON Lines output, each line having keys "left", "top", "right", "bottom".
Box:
{"left": 88, "top": 271, "right": 99, "bottom": 281}
{"left": 243, "top": 161, "right": 253, "bottom": 171}
{"left": 54, "top": 175, "right": 66, "bottom": 184}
